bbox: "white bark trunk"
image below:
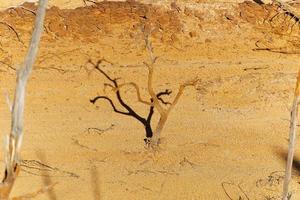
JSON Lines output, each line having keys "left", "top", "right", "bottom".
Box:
{"left": 0, "top": 0, "right": 47, "bottom": 199}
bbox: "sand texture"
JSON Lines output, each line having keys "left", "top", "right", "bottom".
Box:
{"left": 0, "top": 1, "right": 299, "bottom": 199}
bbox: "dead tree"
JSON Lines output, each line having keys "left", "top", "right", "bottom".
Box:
{"left": 282, "top": 69, "right": 300, "bottom": 200}
{"left": 0, "top": 0, "right": 50, "bottom": 199}
{"left": 142, "top": 37, "right": 198, "bottom": 145}
{"left": 89, "top": 59, "right": 172, "bottom": 144}
{"left": 90, "top": 40, "right": 198, "bottom": 147}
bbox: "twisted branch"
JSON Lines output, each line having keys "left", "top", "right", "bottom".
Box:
{"left": 113, "top": 82, "right": 152, "bottom": 105}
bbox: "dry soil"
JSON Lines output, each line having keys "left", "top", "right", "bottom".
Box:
{"left": 0, "top": 1, "right": 299, "bottom": 200}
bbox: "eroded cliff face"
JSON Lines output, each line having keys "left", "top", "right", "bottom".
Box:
{"left": 0, "top": 0, "right": 249, "bottom": 9}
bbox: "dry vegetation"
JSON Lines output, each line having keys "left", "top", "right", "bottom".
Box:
{"left": 90, "top": 32, "right": 198, "bottom": 147}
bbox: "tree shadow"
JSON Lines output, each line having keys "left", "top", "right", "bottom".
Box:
{"left": 36, "top": 151, "right": 57, "bottom": 200}
{"left": 88, "top": 59, "right": 172, "bottom": 143}
{"left": 90, "top": 166, "right": 101, "bottom": 200}
{"left": 275, "top": 148, "right": 300, "bottom": 175}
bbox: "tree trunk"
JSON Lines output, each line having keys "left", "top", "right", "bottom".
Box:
{"left": 151, "top": 116, "right": 168, "bottom": 145}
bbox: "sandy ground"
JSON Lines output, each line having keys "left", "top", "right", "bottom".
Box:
{"left": 0, "top": 1, "right": 299, "bottom": 200}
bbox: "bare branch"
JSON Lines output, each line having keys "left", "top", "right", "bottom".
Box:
{"left": 144, "top": 38, "right": 198, "bottom": 117}
{"left": 168, "top": 79, "right": 199, "bottom": 113}
{"left": 142, "top": 30, "right": 167, "bottom": 116}
{"left": 145, "top": 61, "right": 165, "bottom": 115}
{"left": 115, "top": 82, "right": 152, "bottom": 105}
{"left": 11, "top": 0, "right": 47, "bottom": 156}
{"left": 4, "top": 92, "right": 12, "bottom": 113}
{"left": 0, "top": 0, "right": 48, "bottom": 199}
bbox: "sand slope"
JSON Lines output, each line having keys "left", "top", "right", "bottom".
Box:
{"left": 0, "top": 1, "right": 299, "bottom": 199}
